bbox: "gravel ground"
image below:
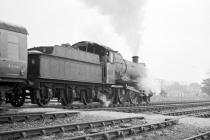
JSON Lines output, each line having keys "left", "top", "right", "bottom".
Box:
{"left": 1, "top": 108, "right": 210, "bottom": 140}
{"left": 2, "top": 107, "right": 71, "bottom": 114}
{"left": 21, "top": 118, "right": 147, "bottom": 140}
{"left": 121, "top": 116, "right": 210, "bottom": 140}
{"left": 0, "top": 110, "right": 172, "bottom": 132}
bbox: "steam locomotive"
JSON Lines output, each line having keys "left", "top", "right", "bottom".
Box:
{"left": 0, "top": 21, "right": 152, "bottom": 107}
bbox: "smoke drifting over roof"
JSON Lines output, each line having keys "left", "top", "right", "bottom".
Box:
{"left": 81, "top": 0, "right": 146, "bottom": 55}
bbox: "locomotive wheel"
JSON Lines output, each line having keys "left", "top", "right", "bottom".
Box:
{"left": 128, "top": 91, "right": 139, "bottom": 105}
{"left": 144, "top": 96, "right": 151, "bottom": 104}
{"left": 37, "top": 96, "right": 50, "bottom": 107}
{"left": 81, "top": 90, "right": 92, "bottom": 105}
{"left": 10, "top": 88, "right": 26, "bottom": 107}
{"left": 138, "top": 95, "right": 144, "bottom": 104}
{"left": 61, "top": 88, "right": 74, "bottom": 106}
{"left": 118, "top": 90, "right": 128, "bottom": 104}
{"left": 37, "top": 87, "right": 50, "bottom": 107}
{"left": 0, "top": 92, "right": 4, "bottom": 106}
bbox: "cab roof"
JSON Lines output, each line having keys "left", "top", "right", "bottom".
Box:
{"left": 0, "top": 21, "right": 28, "bottom": 35}
{"left": 72, "top": 41, "right": 115, "bottom": 52}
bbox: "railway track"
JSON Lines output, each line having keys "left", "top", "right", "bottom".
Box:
{"left": 0, "top": 111, "right": 78, "bottom": 123}
{"left": 1, "top": 101, "right": 209, "bottom": 124}
{"left": 3, "top": 100, "right": 210, "bottom": 110}
{"left": 0, "top": 117, "right": 178, "bottom": 140}
{"left": 0, "top": 116, "right": 144, "bottom": 139}
{"left": 1, "top": 101, "right": 210, "bottom": 139}
{"left": 104, "top": 102, "right": 210, "bottom": 114}
{"left": 63, "top": 100, "right": 210, "bottom": 109}
{"left": 162, "top": 108, "right": 210, "bottom": 116}
{"left": 63, "top": 119, "right": 178, "bottom": 140}
{"left": 183, "top": 131, "right": 210, "bottom": 140}
{"left": 193, "top": 112, "right": 210, "bottom": 118}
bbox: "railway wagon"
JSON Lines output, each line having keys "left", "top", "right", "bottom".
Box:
{"left": 0, "top": 21, "right": 28, "bottom": 107}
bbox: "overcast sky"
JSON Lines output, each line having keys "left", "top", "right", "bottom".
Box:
{"left": 0, "top": 0, "right": 209, "bottom": 83}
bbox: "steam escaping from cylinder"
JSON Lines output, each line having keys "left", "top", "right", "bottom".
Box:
{"left": 137, "top": 67, "right": 161, "bottom": 96}
{"left": 97, "top": 91, "right": 111, "bottom": 107}
{"left": 81, "top": 0, "right": 146, "bottom": 55}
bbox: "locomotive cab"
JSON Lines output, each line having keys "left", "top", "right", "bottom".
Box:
{"left": 72, "top": 41, "right": 114, "bottom": 62}
{"left": 72, "top": 41, "right": 116, "bottom": 84}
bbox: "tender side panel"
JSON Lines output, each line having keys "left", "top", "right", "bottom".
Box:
{"left": 0, "top": 29, "right": 27, "bottom": 80}
{"left": 39, "top": 54, "right": 102, "bottom": 83}
{"left": 53, "top": 45, "right": 100, "bottom": 64}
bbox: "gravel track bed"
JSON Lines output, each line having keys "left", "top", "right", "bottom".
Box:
{"left": 155, "top": 105, "right": 210, "bottom": 114}
{"left": 121, "top": 116, "right": 210, "bottom": 140}
{"left": 0, "top": 110, "right": 173, "bottom": 132}
{"left": 2, "top": 109, "right": 210, "bottom": 140}
{"left": 2, "top": 105, "right": 210, "bottom": 140}
{"left": 19, "top": 115, "right": 210, "bottom": 140}
{"left": 2, "top": 108, "right": 69, "bottom": 114}
{"left": 121, "top": 123, "right": 210, "bottom": 140}
{"left": 20, "top": 118, "right": 147, "bottom": 140}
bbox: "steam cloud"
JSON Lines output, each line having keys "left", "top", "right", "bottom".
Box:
{"left": 81, "top": 0, "right": 160, "bottom": 98}
{"left": 81, "top": 0, "right": 146, "bottom": 55}
{"left": 138, "top": 67, "right": 161, "bottom": 96}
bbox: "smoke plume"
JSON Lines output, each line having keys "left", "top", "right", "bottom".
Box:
{"left": 81, "top": 0, "right": 146, "bottom": 55}
{"left": 138, "top": 67, "right": 161, "bottom": 96}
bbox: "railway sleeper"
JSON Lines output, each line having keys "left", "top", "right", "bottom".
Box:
{"left": 63, "top": 119, "right": 178, "bottom": 140}
{"left": 0, "top": 112, "right": 78, "bottom": 124}
{"left": 0, "top": 117, "right": 144, "bottom": 139}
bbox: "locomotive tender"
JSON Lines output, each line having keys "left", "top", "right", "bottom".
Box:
{"left": 0, "top": 21, "right": 151, "bottom": 107}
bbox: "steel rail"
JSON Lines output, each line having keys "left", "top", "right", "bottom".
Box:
{"left": 0, "top": 116, "right": 144, "bottom": 139}
{"left": 183, "top": 131, "right": 210, "bottom": 140}
{"left": 194, "top": 112, "right": 210, "bottom": 118}
{"left": 0, "top": 111, "right": 78, "bottom": 123}
{"left": 107, "top": 103, "right": 210, "bottom": 114}
{"left": 63, "top": 119, "right": 178, "bottom": 140}
{"left": 65, "top": 100, "right": 210, "bottom": 109}
{"left": 3, "top": 100, "right": 210, "bottom": 111}
{"left": 1, "top": 102, "right": 209, "bottom": 124}
{"left": 163, "top": 108, "right": 210, "bottom": 116}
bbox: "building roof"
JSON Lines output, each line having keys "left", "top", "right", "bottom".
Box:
{"left": 0, "top": 21, "right": 28, "bottom": 35}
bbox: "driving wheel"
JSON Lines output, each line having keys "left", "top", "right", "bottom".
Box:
{"left": 37, "top": 87, "right": 51, "bottom": 107}
{"left": 128, "top": 91, "right": 139, "bottom": 105}
{"left": 81, "top": 90, "right": 92, "bottom": 105}
{"left": 10, "top": 88, "right": 26, "bottom": 107}
{"left": 61, "top": 88, "right": 74, "bottom": 106}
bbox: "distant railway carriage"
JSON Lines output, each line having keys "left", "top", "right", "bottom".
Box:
{"left": 0, "top": 21, "right": 151, "bottom": 107}
{"left": 0, "top": 21, "right": 28, "bottom": 107}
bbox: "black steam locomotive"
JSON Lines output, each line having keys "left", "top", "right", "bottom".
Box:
{"left": 0, "top": 21, "right": 152, "bottom": 107}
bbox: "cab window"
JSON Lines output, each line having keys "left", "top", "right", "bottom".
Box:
{"left": 109, "top": 52, "right": 114, "bottom": 63}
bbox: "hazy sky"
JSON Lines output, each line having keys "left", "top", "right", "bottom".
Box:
{"left": 0, "top": 0, "right": 209, "bottom": 83}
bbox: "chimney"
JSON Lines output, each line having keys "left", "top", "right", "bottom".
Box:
{"left": 132, "top": 56, "right": 139, "bottom": 63}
